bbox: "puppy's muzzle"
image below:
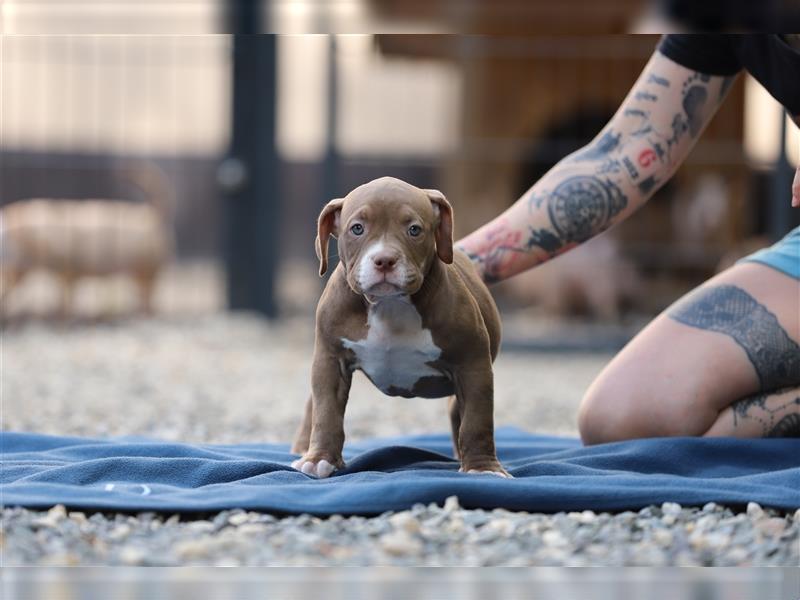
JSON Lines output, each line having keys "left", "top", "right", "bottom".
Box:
{"left": 371, "top": 250, "right": 399, "bottom": 273}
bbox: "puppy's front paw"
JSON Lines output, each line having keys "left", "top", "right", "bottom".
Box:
{"left": 459, "top": 459, "right": 512, "bottom": 478}
{"left": 463, "top": 468, "right": 513, "bottom": 478}
{"left": 291, "top": 453, "right": 344, "bottom": 478}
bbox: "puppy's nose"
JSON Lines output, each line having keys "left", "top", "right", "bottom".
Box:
{"left": 372, "top": 252, "right": 399, "bottom": 272}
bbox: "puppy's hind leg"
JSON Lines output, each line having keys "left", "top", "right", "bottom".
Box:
{"left": 454, "top": 358, "right": 511, "bottom": 478}
{"left": 448, "top": 395, "right": 462, "bottom": 459}
{"left": 291, "top": 395, "right": 313, "bottom": 454}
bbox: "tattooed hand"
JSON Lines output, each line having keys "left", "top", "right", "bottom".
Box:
{"left": 457, "top": 49, "right": 736, "bottom": 284}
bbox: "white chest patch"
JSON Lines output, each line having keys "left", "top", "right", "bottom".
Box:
{"left": 342, "top": 297, "right": 443, "bottom": 395}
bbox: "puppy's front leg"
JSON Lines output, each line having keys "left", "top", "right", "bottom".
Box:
{"left": 291, "top": 347, "right": 351, "bottom": 478}
{"left": 454, "top": 358, "right": 510, "bottom": 478}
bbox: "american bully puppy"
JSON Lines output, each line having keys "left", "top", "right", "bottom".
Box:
{"left": 0, "top": 199, "right": 171, "bottom": 317}
{"left": 291, "top": 176, "right": 509, "bottom": 478}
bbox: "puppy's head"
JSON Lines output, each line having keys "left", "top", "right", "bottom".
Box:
{"left": 315, "top": 177, "right": 453, "bottom": 301}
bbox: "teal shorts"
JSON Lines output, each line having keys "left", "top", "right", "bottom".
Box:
{"left": 739, "top": 226, "right": 800, "bottom": 280}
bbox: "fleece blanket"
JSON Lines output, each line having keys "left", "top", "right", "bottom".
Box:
{"left": 2, "top": 428, "right": 798, "bottom": 515}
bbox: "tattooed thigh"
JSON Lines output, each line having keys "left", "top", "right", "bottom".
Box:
{"left": 668, "top": 285, "right": 800, "bottom": 392}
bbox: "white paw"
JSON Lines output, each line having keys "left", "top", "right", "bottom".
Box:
{"left": 291, "top": 458, "right": 337, "bottom": 478}
{"left": 463, "top": 468, "right": 513, "bottom": 478}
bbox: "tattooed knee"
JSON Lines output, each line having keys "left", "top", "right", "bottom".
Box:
{"left": 668, "top": 285, "right": 800, "bottom": 392}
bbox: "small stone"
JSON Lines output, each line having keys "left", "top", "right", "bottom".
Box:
{"left": 108, "top": 524, "right": 131, "bottom": 541}
{"left": 380, "top": 531, "right": 423, "bottom": 556}
{"left": 577, "top": 510, "right": 596, "bottom": 525}
{"left": 186, "top": 520, "right": 215, "bottom": 534}
{"left": 463, "top": 511, "right": 491, "bottom": 527}
{"left": 725, "top": 547, "right": 749, "bottom": 564}
{"left": 444, "top": 517, "right": 465, "bottom": 535}
{"left": 793, "top": 508, "right": 800, "bottom": 522}
{"left": 696, "top": 515, "right": 716, "bottom": 531}
{"left": 174, "top": 538, "right": 212, "bottom": 560}
{"left": 389, "top": 512, "right": 421, "bottom": 535}
{"left": 257, "top": 514, "right": 276, "bottom": 524}
{"left": 31, "top": 508, "right": 67, "bottom": 529}
{"left": 690, "top": 531, "right": 729, "bottom": 551}
{"left": 702, "top": 502, "right": 718, "bottom": 513}
{"left": 119, "top": 546, "right": 147, "bottom": 565}
{"left": 486, "top": 518, "right": 515, "bottom": 538}
{"left": 746, "top": 502, "right": 764, "bottom": 520}
{"left": 661, "top": 514, "right": 677, "bottom": 526}
{"left": 212, "top": 513, "right": 229, "bottom": 529}
{"left": 238, "top": 523, "right": 268, "bottom": 536}
{"left": 653, "top": 529, "right": 673, "bottom": 546}
{"left": 228, "top": 512, "right": 250, "bottom": 526}
{"left": 444, "top": 496, "right": 460, "bottom": 513}
{"left": 542, "top": 530, "right": 567, "bottom": 547}
{"left": 165, "top": 514, "right": 181, "bottom": 526}
{"left": 68, "top": 512, "right": 87, "bottom": 524}
{"left": 661, "top": 502, "right": 682, "bottom": 516}
{"left": 756, "top": 517, "right": 786, "bottom": 538}
{"left": 48, "top": 504, "right": 67, "bottom": 521}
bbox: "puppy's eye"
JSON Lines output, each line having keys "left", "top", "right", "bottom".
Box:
{"left": 350, "top": 223, "right": 364, "bottom": 236}
{"left": 408, "top": 224, "right": 422, "bottom": 237}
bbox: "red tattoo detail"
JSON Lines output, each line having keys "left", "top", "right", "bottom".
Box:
{"left": 473, "top": 221, "right": 524, "bottom": 279}
{"left": 638, "top": 149, "right": 657, "bottom": 168}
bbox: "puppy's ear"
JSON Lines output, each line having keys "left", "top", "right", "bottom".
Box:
{"left": 316, "top": 198, "right": 344, "bottom": 276}
{"left": 425, "top": 189, "right": 454, "bottom": 264}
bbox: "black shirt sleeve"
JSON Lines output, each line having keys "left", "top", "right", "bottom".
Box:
{"left": 658, "top": 34, "right": 800, "bottom": 116}
{"left": 657, "top": 34, "right": 743, "bottom": 76}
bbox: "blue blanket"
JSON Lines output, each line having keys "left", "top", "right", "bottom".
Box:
{"left": 2, "top": 428, "right": 798, "bottom": 515}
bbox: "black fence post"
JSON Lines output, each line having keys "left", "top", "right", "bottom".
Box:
{"left": 220, "top": 3, "right": 280, "bottom": 318}
{"left": 319, "top": 35, "right": 340, "bottom": 277}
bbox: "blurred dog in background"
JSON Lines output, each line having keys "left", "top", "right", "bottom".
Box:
{"left": 496, "top": 235, "right": 641, "bottom": 321}
{"left": 1, "top": 197, "right": 172, "bottom": 319}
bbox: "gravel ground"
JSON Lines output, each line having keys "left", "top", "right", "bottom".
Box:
{"left": 2, "top": 314, "right": 798, "bottom": 566}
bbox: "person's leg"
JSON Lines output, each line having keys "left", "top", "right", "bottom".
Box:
{"left": 705, "top": 386, "right": 800, "bottom": 438}
{"left": 578, "top": 261, "right": 799, "bottom": 444}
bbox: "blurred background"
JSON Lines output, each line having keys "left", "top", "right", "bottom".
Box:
{"left": 1, "top": 1, "right": 799, "bottom": 337}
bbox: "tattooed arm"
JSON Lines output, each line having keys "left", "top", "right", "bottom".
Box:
{"left": 457, "top": 51, "right": 737, "bottom": 283}
{"left": 793, "top": 116, "right": 800, "bottom": 208}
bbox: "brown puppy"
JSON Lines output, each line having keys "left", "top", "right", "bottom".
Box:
{"left": 291, "top": 177, "right": 509, "bottom": 478}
